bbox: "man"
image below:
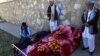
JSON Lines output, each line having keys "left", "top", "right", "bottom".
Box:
{"left": 18, "top": 22, "right": 31, "bottom": 49}
{"left": 81, "top": 1, "right": 99, "bottom": 55}
{"left": 47, "top": 0, "right": 61, "bottom": 32}
{"left": 13, "top": 22, "right": 31, "bottom": 56}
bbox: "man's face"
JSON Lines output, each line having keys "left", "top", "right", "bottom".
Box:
{"left": 85, "top": 3, "right": 94, "bottom": 10}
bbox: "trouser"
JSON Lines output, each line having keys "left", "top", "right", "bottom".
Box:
{"left": 49, "top": 20, "right": 58, "bottom": 32}
{"left": 16, "top": 36, "right": 30, "bottom": 50}
{"left": 82, "top": 27, "right": 95, "bottom": 52}
{"left": 13, "top": 37, "right": 30, "bottom": 56}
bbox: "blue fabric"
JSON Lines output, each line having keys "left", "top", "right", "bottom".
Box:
{"left": 21, "top": 27, "right": 29, "bottom": 38}
{"left": 35, "top": 31, "right": 50, "bottom": 39}
{"left": 27, "top": 31, "right": 50, "bottom": 45}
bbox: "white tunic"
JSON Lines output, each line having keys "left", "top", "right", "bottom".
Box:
{"left": 87, "top": 10, "right": 93, "bottom": 22}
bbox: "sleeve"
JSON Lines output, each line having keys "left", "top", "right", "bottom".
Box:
{"left": 81, "top": 10, "right": 86, "bottom": 24}
{"left": 19, "top": 28, "right": 22, "bottom": 36}
{"left": 47, "top": 6, "right": 51, "bottom": 19}
{"left": 20, "top": 28, "right": 25, "bottom": 37}
{"left": 56, "top": 5, "right": 61, "bottom": 16}
{"left": 27, "top": 27, "right": 31, "bottom": 36}
{"left": 81, "top": 12, "right": 85, "bottom": 24}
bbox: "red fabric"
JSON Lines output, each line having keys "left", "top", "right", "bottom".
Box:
{"left": 27, "top": 25, "right": 80, "bottom": 56}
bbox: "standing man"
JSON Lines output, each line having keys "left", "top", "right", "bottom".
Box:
{"left": 81, "top": 1, "right": 99, "bottom": 55}
{"left": 47, "top": 0, "right": 61, "bottom": 32}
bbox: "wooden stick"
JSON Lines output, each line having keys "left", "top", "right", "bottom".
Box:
{"left": 11, "top": 44, "right": 27, "bottom": 56}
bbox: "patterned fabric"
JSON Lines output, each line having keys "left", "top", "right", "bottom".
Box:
{"left": 26, "top": 25, "right": 80, "bottom": 56}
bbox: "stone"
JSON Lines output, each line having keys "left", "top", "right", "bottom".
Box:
{"left": 0, "top": 0, "right": 99, "bottom": 31}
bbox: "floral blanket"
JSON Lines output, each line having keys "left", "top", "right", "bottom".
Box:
{"left": 26, "top": 25, "right": 80, "bottom": 56}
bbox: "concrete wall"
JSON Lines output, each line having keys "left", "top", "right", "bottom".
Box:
{"left": 0, "top": 0, "right": 99, "bottom": 30}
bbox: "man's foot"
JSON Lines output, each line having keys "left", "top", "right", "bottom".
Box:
{"left": 89, "top": 52, "right": 94, "bottom": 56}
{"left": 81, "top": 47, "right": 89, "bottom": 50}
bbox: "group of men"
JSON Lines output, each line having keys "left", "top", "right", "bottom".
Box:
{"left": 47, "top": 0, "right": 100, "bottom": 56}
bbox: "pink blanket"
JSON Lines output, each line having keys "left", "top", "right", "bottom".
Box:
{"left": 27, "top": 25, "right": 80, "bottom": 56}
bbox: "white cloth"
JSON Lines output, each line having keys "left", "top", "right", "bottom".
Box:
{"left": 49, "top": 20, "right": 57, "bottom": 32}
{"left": 87, "top": 10, "right": 93, "bottom": 22}
{"left": 82, "top": 27, "right": 95, "bottom": 52}
{"left": 51, "top": 5, "right": 55, "bottom": 18}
